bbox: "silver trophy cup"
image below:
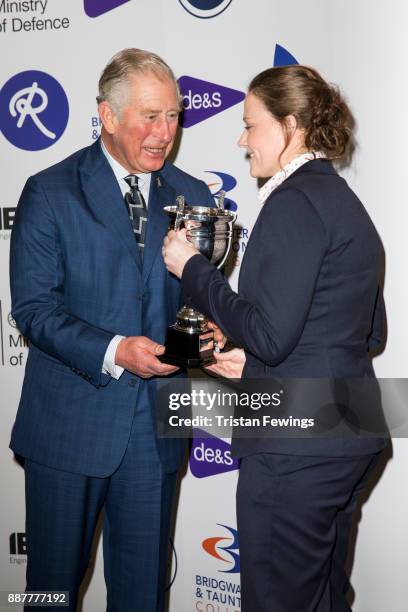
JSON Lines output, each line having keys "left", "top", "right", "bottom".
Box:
{"left": 161, "top": 192, "right": 236, "bottom": 367}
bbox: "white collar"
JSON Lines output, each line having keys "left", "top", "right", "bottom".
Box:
{"left": 258, "top": 151, "right": 326, "bottom": 205}
{"left": 100, "top": 137, "right": 152, "bottom": 197}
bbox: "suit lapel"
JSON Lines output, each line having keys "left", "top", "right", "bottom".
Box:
{"left": 142, "top": 172, "right": 176, "bottom": 284}
{"left": 78, "top": 140, "right": 142, "bottom": 273}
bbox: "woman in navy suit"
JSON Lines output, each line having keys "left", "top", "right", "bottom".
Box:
{"left": 163, "top": 65, "right": 387, "bottom": 611}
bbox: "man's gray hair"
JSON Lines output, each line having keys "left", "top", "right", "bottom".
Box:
{"left": 97, "top": 48, "right": 181, "bottom": 115}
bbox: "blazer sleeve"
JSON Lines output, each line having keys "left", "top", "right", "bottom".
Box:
{"left": 181, "top": 187, "right": 328, "bottom": 366}
{"left": 9, "top": 176, "right": 114, "bottom": 387}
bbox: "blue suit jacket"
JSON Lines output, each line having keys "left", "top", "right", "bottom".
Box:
{"left": 182, "top": 159, "right": 388, "bottom": 457}
{"left": 9, "top": 139, "right": 213, "bottom": 476}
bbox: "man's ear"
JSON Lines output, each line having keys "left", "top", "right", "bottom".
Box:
{"left": 98, "top": 101, "right": 118, "bottom": 135}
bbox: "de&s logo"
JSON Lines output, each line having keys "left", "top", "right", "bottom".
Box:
{"left": 0, "top": 71, "right": 69, "bottom": 151}
{"left": 178, "top": 76, "right": 244, "bottom": 128}
{"left": 84, "top": 0, "right": 130, "bottom": 18}
{"left": 202, "top": 525, "right": 240, "bottom": 573}
{"left": 190, "top": 429, "right": 239, "bottom": 478}
{"left": 205, "top": 171, "right": 237, "bottom": 212}
{"left": 178, "top": 0, "right": 233, "bottom": 19}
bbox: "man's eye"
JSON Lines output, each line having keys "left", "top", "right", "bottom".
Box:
{"left": 168, "top": 112, "right": 179, "bottom": 121}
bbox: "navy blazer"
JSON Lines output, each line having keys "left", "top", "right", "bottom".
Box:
{"left": 9, "top": 139, "right": 213, "bottom": 476}
{"left": 182, "top": 159, "right": 387, "bottom": 457}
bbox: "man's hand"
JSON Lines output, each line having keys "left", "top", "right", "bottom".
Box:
{"left": 115, "top": 336, "right": 179, "bottom": 378}
{"left": 204, "top": 348, "right": 246, "bottom": 379}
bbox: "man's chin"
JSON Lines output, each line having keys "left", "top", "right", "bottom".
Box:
{"left": 142, "top": 157, "right": 166, "bottom": 173}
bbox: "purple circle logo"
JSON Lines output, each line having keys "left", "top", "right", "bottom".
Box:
{"left": 178, "top": 0, "right": 233, "bottom": 19}
{"left": 0, "top": 70, "right": 69, "bottom": 151}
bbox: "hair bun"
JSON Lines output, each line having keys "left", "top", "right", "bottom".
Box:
{"left": 307, "top": 83, "right": 354, "bottom": 158}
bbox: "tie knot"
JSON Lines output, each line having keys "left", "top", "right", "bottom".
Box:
{"left": 124, "top": 174, "right": 139, "bottom": 190}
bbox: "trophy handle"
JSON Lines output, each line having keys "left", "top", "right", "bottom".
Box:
{"left": 216, "top": 190, "right": 226, "bottom": 210}
{"left": 174, "top": 195, "right": 185, "bottom": 230}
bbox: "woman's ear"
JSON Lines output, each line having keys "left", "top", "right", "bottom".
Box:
{"left": 285, "top": 114, "right": 298, "bottom": 132}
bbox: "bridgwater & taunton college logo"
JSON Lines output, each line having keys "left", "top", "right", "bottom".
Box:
{"left": 0, "top": 70, "right": 69, "bottom": 151}
{"left": 202, "top": 524, "right": 240, "bottom": 573}
{"left": 205, "top": 171, "right": 237, "bottom": 212}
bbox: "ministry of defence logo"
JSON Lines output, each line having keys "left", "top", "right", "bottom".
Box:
{"left": 0, "top": 70, "right": 69, "bottom": 151}
{"left": 178, "top": 0, "right": 233, "bottom": 19}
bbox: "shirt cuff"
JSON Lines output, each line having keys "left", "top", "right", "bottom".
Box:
{"left": 102, "top": 335, "right": 125, "bottom": 379}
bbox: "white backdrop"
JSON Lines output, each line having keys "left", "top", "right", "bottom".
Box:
{"left": 1, "top": 1, "right": 407, "bottom": 611}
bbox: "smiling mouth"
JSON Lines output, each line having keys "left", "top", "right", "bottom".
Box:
{"left": 145, "top": 147, "right": 166, "bottom": 155}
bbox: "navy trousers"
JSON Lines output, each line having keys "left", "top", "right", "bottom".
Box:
{"left": 236, "top": 452, "right": 380, "bottom": 612}
{"left": 24, "top": 400, "right": 177, "bottom": 612}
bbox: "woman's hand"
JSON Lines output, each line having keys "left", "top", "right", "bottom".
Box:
{"left": 207, "top": 321, "right": 227, "bottom": 351}
{"left": 204, "top": 348, "right": 246, "bottom": 379}
{"left": 162, "top": 228, "right": 198, "bottom": 279}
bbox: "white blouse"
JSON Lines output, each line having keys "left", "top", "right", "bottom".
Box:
{"left": 258, "top": 151, "right": 326, "bottom": 205}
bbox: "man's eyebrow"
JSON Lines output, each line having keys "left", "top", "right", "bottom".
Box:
{"left": 140, "top": 107, "right": 180, "bottom": 114}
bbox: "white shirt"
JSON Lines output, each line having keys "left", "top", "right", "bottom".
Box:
{"left": 100, "top": 138, "right": 151, "bottom": 204}
{"left": 258, "top": 151, "right": 326, "bottom": 205}
{"left": 100, "top": 138, "right": 153, "bottom": 380}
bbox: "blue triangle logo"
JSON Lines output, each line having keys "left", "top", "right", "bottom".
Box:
{"left": 274, "top": 44, "right": 299, "bottom": 66}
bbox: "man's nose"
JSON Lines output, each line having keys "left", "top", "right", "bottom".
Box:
{"left": 154, "top": 117, "right": 172, "bottom": 142}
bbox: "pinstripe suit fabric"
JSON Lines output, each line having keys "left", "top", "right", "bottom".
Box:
{"left": 10, "top": 139, "right": 213, "bottom": 611}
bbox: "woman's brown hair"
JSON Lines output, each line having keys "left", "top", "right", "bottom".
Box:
{"left": 248, "top": 65, "right": 354, "bottom": 160}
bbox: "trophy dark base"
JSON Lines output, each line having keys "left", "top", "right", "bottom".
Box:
{"left": 159, "top": 325, "right": 215, "bottom": 368}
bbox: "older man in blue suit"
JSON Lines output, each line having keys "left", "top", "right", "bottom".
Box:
{"left": 9, "top": 48, "right": 213, "bottom": 611}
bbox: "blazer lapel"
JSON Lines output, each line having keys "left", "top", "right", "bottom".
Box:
{"left": 78, "top": 140, "right": 142, "bottom": 273}
{"left": 142, "top": 172, "right": 176, "bottom": 284}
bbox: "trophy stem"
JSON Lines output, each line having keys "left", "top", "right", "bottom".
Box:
{"left": 160, "top": 200, "right": 236, "bottom": 368}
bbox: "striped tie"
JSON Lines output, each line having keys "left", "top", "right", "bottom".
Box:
{"left": 124, "top": 174, "right": 148, "bottom": 255}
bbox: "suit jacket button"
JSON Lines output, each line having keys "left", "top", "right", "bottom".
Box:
{"left": 128, "top": 379, "right": 137, "bottom": 387}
